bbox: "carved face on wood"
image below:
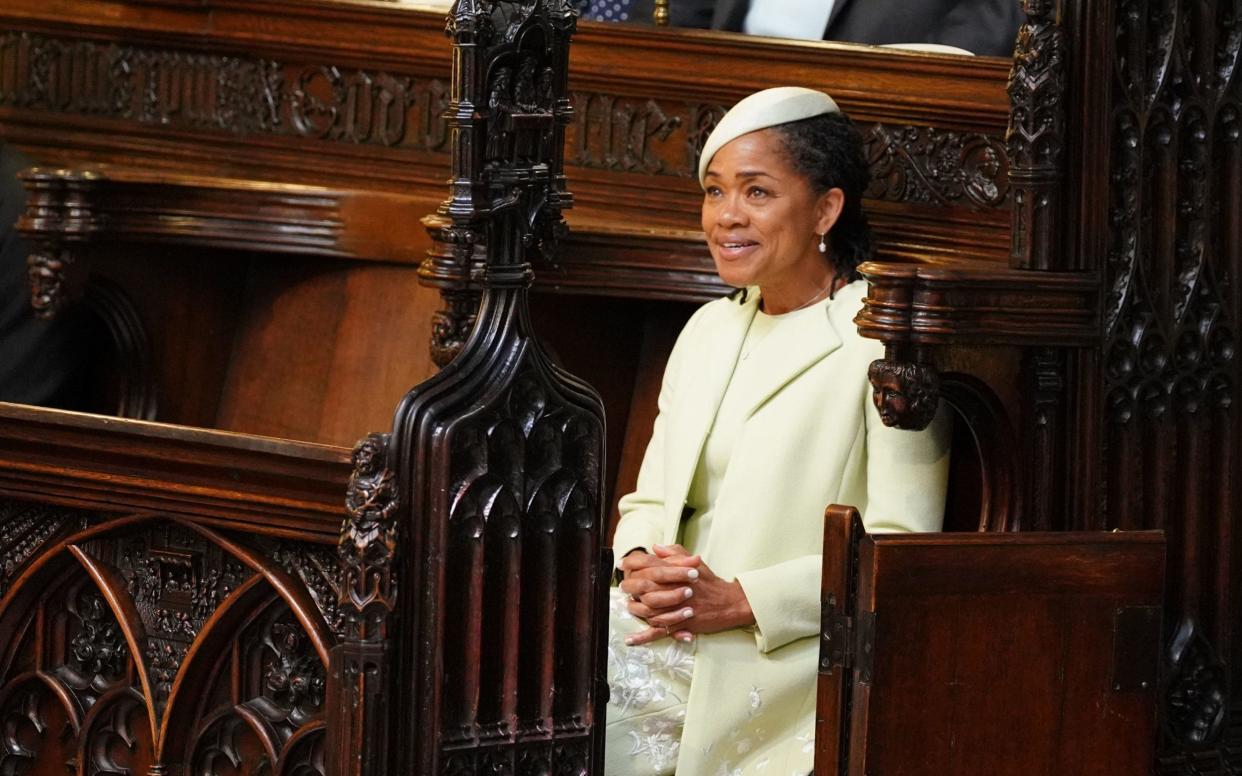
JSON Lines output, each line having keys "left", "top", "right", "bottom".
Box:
{"left": 867, "top": 358, "right": 941, "bottom": 430}
{"left": 701, "top": 129, "right": 844, "bottom": 313}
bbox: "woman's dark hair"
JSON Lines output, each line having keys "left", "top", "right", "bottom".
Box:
{"left": 771, "top": 111, "right": 873, "bottom": 289}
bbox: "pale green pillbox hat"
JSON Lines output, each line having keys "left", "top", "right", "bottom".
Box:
{"left": 697, "top": 87, "right": 841, "bottom": 188}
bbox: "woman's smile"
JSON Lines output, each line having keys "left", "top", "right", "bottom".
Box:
{"left": 714, "top": 237, "right": 760, "bottom": 260}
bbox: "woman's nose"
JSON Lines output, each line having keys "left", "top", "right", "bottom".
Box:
{"left": 715, "top": 194, "right": 745, "bottom": 226}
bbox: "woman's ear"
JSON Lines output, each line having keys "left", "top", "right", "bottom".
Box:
{"left": 815, "top": 188, "right": 846, "bottom": 236}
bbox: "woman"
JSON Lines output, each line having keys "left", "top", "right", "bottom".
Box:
{"left": 606, "top": 87, "right": 952, "bottom": 776}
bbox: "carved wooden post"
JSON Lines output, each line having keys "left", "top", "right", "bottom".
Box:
{"left": 1005, "top": 0, "right": 1066, "bottom": 271}
{"left": 345, "top": 0, "right": 609, "bottom": 772}
{"left": 329, "top": 433, "right": 399, "bottom": 776}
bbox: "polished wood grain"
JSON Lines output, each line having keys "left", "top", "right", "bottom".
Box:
{"left": 850, "top": 521, "right": 1165, "bottom": 776}
{"left": 0, "top": 402, "right": 350, "bottom": 537}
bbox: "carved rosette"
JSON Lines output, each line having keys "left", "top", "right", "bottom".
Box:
{"left": 1005, "top": 0, "right": 1066, "bottom": 269}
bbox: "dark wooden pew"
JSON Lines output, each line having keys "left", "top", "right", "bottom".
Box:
{"left": 816, "top": 505, "right": 1165, "bottom": 775}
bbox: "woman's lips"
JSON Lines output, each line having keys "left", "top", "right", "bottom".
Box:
{"left": 715, "top": 240, "right": 759, "bottom": 260}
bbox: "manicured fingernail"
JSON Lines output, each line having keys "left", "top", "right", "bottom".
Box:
{"left": 653, "top": 543, "right": 665, "bottom": 550}
{"left": 681, "top": 608, "right": 694, "bottom": 619}
{"left": 624, "top": 636, "right": 635, "bottom": 646}
{"left": 678, "top": 633, "right": 694, "bottom": 643}
{"left": 686, "top": 569, "right": 699, "bottom": 580}
{"left": 683, "top": 587, "right": 694, "bottom": 599}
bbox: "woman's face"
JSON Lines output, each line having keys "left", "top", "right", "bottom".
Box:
{"left": 701, "top": 129, "right": 842, "bottom": 300}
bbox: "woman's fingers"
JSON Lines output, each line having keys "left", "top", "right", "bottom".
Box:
{"left": 626, "top": 596, "right": 693, "bottom": 620}
{"left": 652, "top": 543, "right": 691, "bottom": 558}
{"left": 623, "top": 626, "right": 665, "bottom": 647}
{"left": 642, "top": 606, "right": 696, "bottom": 629}
{"left": 621, "top": 553, "right": 701, "bottom": 577}
{"left": 627, "top": 564, "right": 701, "bottom": 586}
{"left": 631, "top": 585, "right": 694, "bottom": 610}
{"left": 623, "top": 625, "right": 696, "bottom": 647}
{"left": 618, "top": 551, "right": 661, "bottom": 574}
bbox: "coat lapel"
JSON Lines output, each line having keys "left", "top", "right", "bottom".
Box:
{"left": 824, "top": 0, "right": 852, "bottom": 35}
{"left": 735, "top": 297, "right": 841, "bottom": 422}
{"left": 662, "top": 293, "right": 759, "bottom": 531}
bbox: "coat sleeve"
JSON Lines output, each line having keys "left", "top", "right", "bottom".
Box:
{"left": 737, "top": 381, "right": 952, "bottom": 653}
{"left": 860, "top": 390, "right": 953, "bottom": 534}
{"left": 611, "top": 305, "right": 708, "bottom": 571}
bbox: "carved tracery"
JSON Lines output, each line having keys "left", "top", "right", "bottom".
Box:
{"left": 386, "top": 0, "right": 610, "bottom": 771}
{"left": 0, "top": 507, "right": 337, "bottom": 775}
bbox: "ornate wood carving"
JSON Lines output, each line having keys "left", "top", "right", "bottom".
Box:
{"left": 21, "top": 168, "right": 98, "bottom": 319}
{"left": 867, "top": 358, "right": 942, "bottom": 431}
{"left": 27, "top": 247, "right": 75, "bottom": 318}
{"left": 339, "top": 432, "right": 398, "bottom": 636}
{"left": 1006, "top": 0, "right": 1067, "bottom": 270}
{"left": 0, "top": 31, "right": 450, "bottom": 151}
{"left": 1162, "top": 617, "right": 1228, "bottom": 750}
{"left": 0, "top": 501, "right": 80, "bottom": 597}
{"left": 863, "top": 123, "right": 1011, "bottom": 209}
{"left": 1097, "top": 4, "right": 1241, "bottom": 771}
{"left": 1, "top": 29, "right": 1008, "bottom": 211}
{"left": 0, "top": 506, "right": 340, "bottom": 774}
{"left": 326, "top": 433, "right": 398, "bottom": 776}
{"left": 1, "top": 29, "right": 1010, "bottom": 216}
{"left": 392, "top": 0, "right": 610, "bottom": 771}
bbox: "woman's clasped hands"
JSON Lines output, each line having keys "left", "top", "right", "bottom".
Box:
{"left": 618, "top": 543, "right": 755, "bottom": 646}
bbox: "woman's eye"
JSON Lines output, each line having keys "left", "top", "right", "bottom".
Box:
{"left": 747, "top": 187, "right": 769, "bottom": 199}
{"left": 704, "top": 186, "right": 722, "bottom": 197}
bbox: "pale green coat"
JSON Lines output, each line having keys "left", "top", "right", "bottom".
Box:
{"left": 612, "top": 280, "right": 951, "bottom": 775}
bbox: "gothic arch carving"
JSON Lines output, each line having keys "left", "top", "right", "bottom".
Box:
{"left": 0, "top": 513, "right": 336, "bottom": 775}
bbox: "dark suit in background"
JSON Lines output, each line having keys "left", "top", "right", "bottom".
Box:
{"left": 705, "top": 0, "right": 1023, "bottom": 57}
{"left": 0, "top": 142, "right": 85, "bottom": 406}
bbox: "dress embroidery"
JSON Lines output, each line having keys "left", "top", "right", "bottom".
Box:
{"left": 627, "top": 712, "right": 685, "bottom": 773}
{"left": 607, "top": 589, "right": 696, "bottom": 774}
{"left": 607, "top": 590, "right": 695, "bottom": 715}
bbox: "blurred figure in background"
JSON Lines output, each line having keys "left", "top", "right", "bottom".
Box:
{"left": 583, "top": 0, "right": 1022, "bottom": 59}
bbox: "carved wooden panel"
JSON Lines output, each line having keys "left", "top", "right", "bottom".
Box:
{"left": 0, "top": 500, "right": 343, "bottom": 774}
{"left": 1098, "top": 2, "right": 1241, "bottom": 770}
{"left": 0, "top": 28, "right": 1009, "bottom": 212}
{"left": 375, "top": 0, "right": 610, "bottom": 771}
{"left": 0, "top": 31, "right": 451, "bottom": 153}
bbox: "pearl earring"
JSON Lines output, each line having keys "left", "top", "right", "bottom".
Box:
{"left": 817, "top": 234, "right": 827, "bottom": 253}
